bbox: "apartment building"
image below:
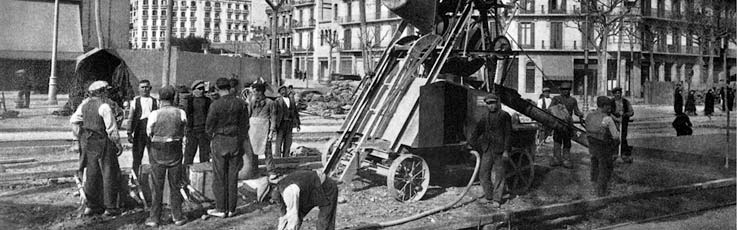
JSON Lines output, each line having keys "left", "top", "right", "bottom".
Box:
{"left": 130, "top": 0, "right": 250, "bottom": 49}
{"left": 504, "top": 0, "right": 735, "bottom": 99}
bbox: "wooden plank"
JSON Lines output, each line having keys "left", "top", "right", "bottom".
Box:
{"left": 256, "top": 156, "right": 321, "bottom": 165}
{"left": 406, "top": 178, "right": 736, "bottom": 230}
{"left": 0, "top": 169, "right": 77, "bottom": 183}
{"left": 0, "top": 158, "right": 36, "bottom": 164}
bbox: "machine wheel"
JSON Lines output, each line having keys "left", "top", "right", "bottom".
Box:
{"left": 504, "top": 149, "right": 535, "bottom": 195}
{"left": 387, "top": 154, "right": 430, "bottom": 202}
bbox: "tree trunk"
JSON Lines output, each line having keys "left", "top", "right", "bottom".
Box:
{"left": 708, "top": 40, "right": 715, "bottom": 86}
{"left": 358, "top": 0, "right": 369, "bottom": 76}
{"left": 650, "top": 48, "right": 655, "bottom": 82}
{"left": 271, "top": 9, "right": 280, "bottom": 86}
{"left": 597, "top": 33, "right": 609, "bottom": 96}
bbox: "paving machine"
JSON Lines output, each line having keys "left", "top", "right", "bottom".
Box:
{"left": 322, "top": 0, "right": 590, "bottom": 202}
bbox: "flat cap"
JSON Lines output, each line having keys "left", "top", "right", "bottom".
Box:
{"left": 159, "top": 85, "right": 177, "bottom": 100}
{"left": 611, "top": 87, "right": 623, "bottom": 93}
{"left": 484, "top": 94, "right": 499, "bottom": 102}
{"left": 191, "top": 80, "right": 205, "bottom": 90}
{"left": 88, "top": 81, "right": 110, "bottom": 92}
{"left": 596, "top": 96, "right": 612, "bottom": 107}
{"left": 542, "top": 87, "right": 551, "bottom": 92}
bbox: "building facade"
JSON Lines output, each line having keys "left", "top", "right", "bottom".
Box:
{"left": 130, "top": 0, "right": 250, "bottom": 49}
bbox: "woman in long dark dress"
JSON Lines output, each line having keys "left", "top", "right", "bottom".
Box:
{"left": 674, "top": 87, "right": 684, "bottom": 115}
{"left": 685, "top": 90, "right": 697, "bottom": 116}
{"left": 704, "top": 89, "right": 715, "bottom": 117}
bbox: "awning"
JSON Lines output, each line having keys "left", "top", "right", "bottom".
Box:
{"left": 537, "top": 57, "right": 574, "bottom": 81}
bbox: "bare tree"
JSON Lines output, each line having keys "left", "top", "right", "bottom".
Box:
{"left": 685, "top": 0, "right": 736, "bottom": 85}
{"left": 572, "top": 0, "right": 633, "bottom": 95}
{"left": 322, "top": 30, "right": 340, "bottom": 76}
{"left": 265, "top": 0, "right": 287, "bottom": 86}
{"left": 355, "top": 25, "right": 393, "bottom": 76}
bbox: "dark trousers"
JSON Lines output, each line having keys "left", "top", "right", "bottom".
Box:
{"left": 17, "top": 90, "right": 30, "bottom": 108}
{"left": 313, "top": 178, "right": 338, "bottom": 230}
{"left": 588, "top": 138, "right": 615, "bottom": 197}
{"left": 183, "top": 131, "right": 211, "bottom": 164}
{"left": 552, "top": 132, "right": 572, "bottom": 163}
{"left": 274, "top": 122, "right": 293, "bottom": 158}
{"left": 241, "top": 138, "right": 258, "bottom": 179}
{"left": 211, "top": 135, "right": 243, "bottom": 212}
{"left": 149, "top": 142, "right": 184, "bottom": 221}
{"left": 132, "top": 123, "right": 151, "bottom": 176}
{"left": 619, "top": 120, "right": 631, "bottom": 157}
{"left": 479, "top": 151, "right": 505, "bottom": 201}
{"left": 81, "top": 131, "right": 121, "bottom": 210}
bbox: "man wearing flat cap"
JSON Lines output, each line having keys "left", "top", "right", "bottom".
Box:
{"left": 145, "top": 86, "right": 188, "bottom": 227}
{"left": 272, "top": 85, "right": 301, "bottom": 158}
{"left": 469, "top": 93, "right": 512, "bottom": 207}
{"left": 15, "top": 69, "right": 32, "bottom": 108}
{"left": 69, "top": 81, "right": 123, "bottom": 216}
{"left": 550, "top": 82, "right": 583, "bottom": 168}
{"left": 536, "top": 87, "right": 553, "bottom": 144}
{"left": 183, "top": 80, "right": 212, "bottom": 164}
{"left": 609, "top": 87, "right": 634, "bottom": 163}
{"left": 585, "top": 96, "right": 620, "bottom": 197}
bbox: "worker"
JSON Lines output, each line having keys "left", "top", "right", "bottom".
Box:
{"left": 15, "top": 69, "right": 32, "bottom": 109}
{"left": 205, "top": 78, "right": 250, "bottom": 218}
{"left": 469, "top": 93, "right": 511, "bottom": 207}
{"left": 609, "top": 87, "right": 634, "bottom": 163}
{"left": 127, "top": 79, "right": 158, "bottom": 177}
{"left": 548, "top": 98, "right": 573, "bottom": 168}
{"left": 245, "top": 170, "right": 338, "bottom": 230}
{"left": 145, "top": 86, "right": 188, "bottom": 227}
{"left": 273, "top": 86, "right": 301, "bottom": 158}
{"left": 183, "top": 80, "right": 212, "bottom": 164}
{"left": 551, "top": 82, "right": 582, "bottom": 168}
{"left": 249, "top": 83, "right": 276, "bottom": 176}
{"left": 70, "top": 81, "right": 123, "bottom": 216}
{"left": 536, "top": 87, "right": 553, "bottom": 145}
{"left": 585, "top": 96, "right": 620, "bottom": 197}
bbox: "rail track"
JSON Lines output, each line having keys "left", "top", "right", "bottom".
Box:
{"left": 400, "top": 178, "right": 736, "bottom": 230}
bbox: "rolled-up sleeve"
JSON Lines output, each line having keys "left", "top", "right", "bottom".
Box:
{"left": 277, "top": 185, "right": 301, "bottom": 230}
{"left": 69, "top": 99, "right": 88, "bottom": 125}
{"left": 99, "top": 103, "right": 120, "bottom": 142}
{"left": 603, "top": 116, "right": 620, "bottom": 141}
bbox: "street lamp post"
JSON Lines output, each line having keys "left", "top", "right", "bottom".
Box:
{"left": 47, "top": 0, "right": 60, "bottom": 105}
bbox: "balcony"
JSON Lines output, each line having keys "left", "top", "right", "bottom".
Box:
{"left": 190, "top": 17, "right": 197, "bottom": 21}
{"left": 205, "top": 17, "right": 211, "bottom": 21}
{"left": 205, "top": 6, "right": 211, "bottom": 11}
{"left": 293, "top": 0, "right": 315, "bottom": 6}
{"left": 214, "top": 18, "right": 221, "bottom": 23}
{"left": 227, "top": 18, "right": 234, "bottom": 23}
{"left": 228, "top": 8, "right": 234, "bottom": 13}
{"left": 142, "top": 26, "right": 150, "bottom": 30}
{"left": 204, "top": 28, "right": 211, "bottom": 32}
{"left": 143, "top": 5, "right": 150, "bottom": 10}
{"left": 142, "top": 15, "right": 149, "bottom": 20}
{"left": 214, "top": 7, "right": 222, "bottom": 12}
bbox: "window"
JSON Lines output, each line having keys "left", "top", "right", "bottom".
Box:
{"left": 191, "top": 12, "right": 195, "bottom": 17}
{"left": 550, "top": 22, "right": 562, "bottom": 49}
{"left": 143, "top": 31, "right": 148, "bottom": 38}
{"left": 518, "top": 22, "right": 534, "bottom": 48}
{"left": 153, "top": 11, "right": 157, "bottom": 16}
{"left": 205, "top": 23, "right": 210, "bottom": 28}
{"left": 160, "top": 31, "right": 164, "bottom": 37}
{"left": 205, "top": 12, "right": 210, "bottom": 17}
{"left": 191, "top": 1, "right": 196, "bottom": 7}
{"left": 548, "top": 0, "right": 566, "bottom": 13}
{"left": 162, "top": 10, "right": 166, "bottom": 15}
{"left": 143, "top": 11, "right": 147, "bottom": 16}
{"left": 143, "top": 0, "right": 148, "bottom": 4}
{"left": 180, "top": 22, "right": 185, "bottom": 27}
{"left": 181, "top": 12, "right": 185, "bottom": 17}
{"left": 180, "top": 1, "right": 185, "bottom": 6}
{"left": 520, "top": 0, "right": 534, "bottom": 13}
{"left": 205, "top": 2, "right": 210, "bottom": 6}
{"left": 525, "top": 62, "right": 536, "bottom": 93}
{"left": 191, "top": 22, "right": 195, "bottom": 27}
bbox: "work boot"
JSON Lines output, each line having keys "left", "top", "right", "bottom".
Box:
{"left": 206, "top": 209, "right": 226, "bottom": 218}
{"left": 173, "top": 217, "right": 188, "bottom": 226}
{"left": 226, "top": 211, "right": 237, "bottom": 218}
{"left": 103, "top": 209, "right": 120, "bottom": 217}
{"left": 83, "top": 208, "right": 102, "bottom": 216}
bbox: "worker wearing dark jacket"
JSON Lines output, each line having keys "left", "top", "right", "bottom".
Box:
{"left": 183, "top": 80, "right": 212, "bottom": 164}
{"left": 205, "top": 78, "right": 250, "bottom": 218}
{"left": 70, "top": 81, "right": 123, "bottom": 216}
{"left": 469, "top": 94, "right": 511, "bottom": 207}
{"left": 127, "top": 80, "right": 158, "bottom": 177}
{"left": 145, "top": 86, "right": 187, "bottom": 227}
{"left": 610, "top": 87, "right": 634, "bottom": 163}
{"left": 586, "top": 96, "right": 620, "bottom": 197}
{"left": 272, "top": 86, "right": 301, "bottom": 158}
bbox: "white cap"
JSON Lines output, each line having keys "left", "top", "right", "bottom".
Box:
{"left": 88, "top": 81, "right": 110, "bottom": 92}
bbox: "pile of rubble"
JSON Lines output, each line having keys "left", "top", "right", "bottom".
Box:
{"left": 300, "top": 81, "right": 357, "bottom": 116}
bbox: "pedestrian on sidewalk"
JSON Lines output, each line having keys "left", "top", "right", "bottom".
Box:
{"left": 205, "top": 78, "right": 249, "bottom": 218}
{"left": 183, "top": 80, "right": 212, "bottom": 164}
{"left": 610, "top": 87, "right": 634, "bottom": 163}
{"left": 469, "top": 93, "right": 511, "bottom": 207}
{"left": 674, "top": 85, "right": 684, "bottom": 115}
{"left": 685, "top": 90, "right": 697, "bottom": 116}
{"left": 249, "top": 83, "right": 277, "bottom": 177}
{"left": 144, "top": 86, "right": 188, "bottom": 227}
{"left": 728, "top": 86, "right": 735, "bottom": 111}
{"left": 70, "top": 81, "right": 123, "bottom": 216}
{"left": 15, "top": 69, "right": 32, "bottom": 109}
{"left": 273, "top": 86, "right": 301, "bottom": 158}
{"left": 127, "top": 80, "right": 158, "bottom": 177}
{"left": 585, "top": 96, "right": 620, "bottom": 197}
{"left": 705, "top": 89, "right": 715, "bottom": 117}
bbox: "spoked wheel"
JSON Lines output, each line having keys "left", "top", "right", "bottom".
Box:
{"left": 504, "top": 149, "right": 535, "bottom": 195}
{"left": 387, "top": 154, "right": 430, "bottom": 202}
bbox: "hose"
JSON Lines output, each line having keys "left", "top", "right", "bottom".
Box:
{"left": 352, "top": 150, "right": 482, "bottom": 229}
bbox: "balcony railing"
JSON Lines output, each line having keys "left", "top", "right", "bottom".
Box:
{"left": 292, "top": 0, "right": 315, "bottom": 6}
{"left": 205, "top": 17, "right": 211, "bottom": 21}
{"left": 214, "top": 7, "right": 221, "bottom": 12}
{"left": 228, "top": 8, "right": 234, "bottom": 13}
{"left": 205, "top": 6, "right": 211, "bottom": 11}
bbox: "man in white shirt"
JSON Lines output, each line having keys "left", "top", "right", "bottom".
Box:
{"left": 127, "top": 80, "right": 158, "bottom": 177}
{"left": 70, "top": 81, "right": 123, "bottom": 217}
{"left": 536, "top": 87, "right": 552, "bottom": 144}
{"left": 272, "top": 86, "right": 301, "bottom": 158}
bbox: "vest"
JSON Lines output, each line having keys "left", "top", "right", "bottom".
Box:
{"left": 151, "top": 106, "right": 185, "bottom": 142}
{"left": 81, "top": 98, "right": 107, "bottom": 136}
{"left": 585, "top": 110, "right": 613, "bottom": 143}
{"left": 186, "top": 96, "right": 211, "bottom": 129}
{"left": 131, "top": 96, "right": 158, "bottom": 130}
{"left": 276, "top": 171, "right": 329, "bottom": 217}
